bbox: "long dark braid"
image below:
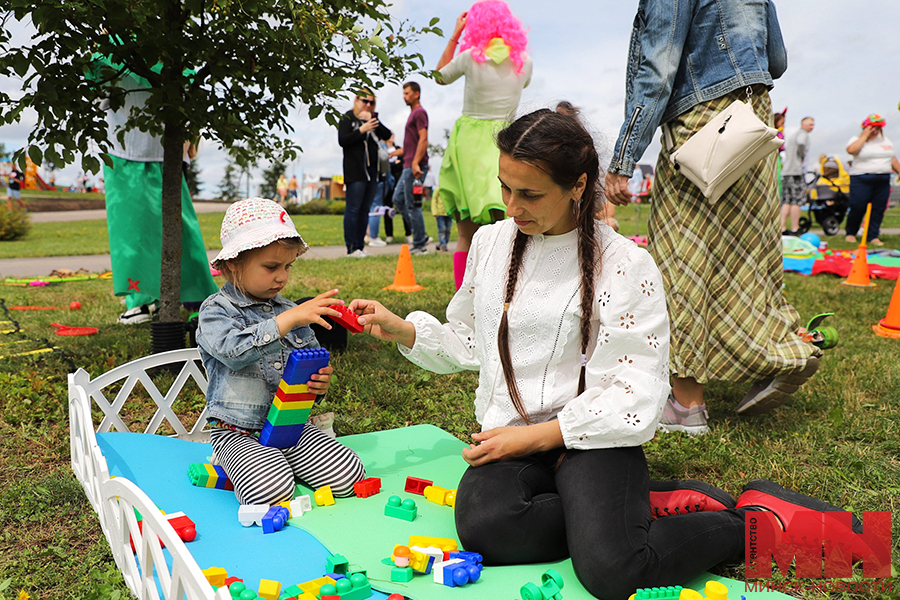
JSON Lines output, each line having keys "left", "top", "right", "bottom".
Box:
{"left": 495, "top": 104, "right": 603, "bottom": 424}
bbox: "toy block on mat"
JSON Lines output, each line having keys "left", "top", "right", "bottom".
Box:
{"left": 298, "top": 576, "right": 336, "bottom": 596}
{"left": 404, "top": 476, "right": 432, "bottom": 495}
{"left": 628, "top": 585, "right": 683, "bottom": 600}
{"left": 327, "top": 554, "right": 349, "bottom": 575}
{"left": 238, "top": 503, "right": 270, "bottom": 527}
{"left": 314, "top": 485, "right": 335, "bottom": 506}
{"left": 354, "top": 477, "right": 381, "bottom": 498}
{"left": 318, "top": 573, "right": 371, "bottom": 600}
{"left": 328, "top": 304, "right": 364, "bottom": 334}
{"left": 384, "top": 495, "right": 417, "bottom": 521}
{"left": 166, "top": 512, "right": 196, "bottom": 542}
{"left": 408, "top": 535, "right": 457, "bottom": 553}
{"left": 520, "top": 569, "right": 564, "bottom": 600}
{"left": 423, "top": 485, "right": 451, "bottom": 505}
{"left": 188, "top": 462, "right": 234, "bottom": 490}
{"left": 391, "top": 566, "right": 414, "bottom": 582}
{"left": 446, "top": 488, "right": 457, "bottom": 508}
{"left": 203, "top": 566, "right": 227, "bottom": 587}
{"left": 259, "top": 579, "right": 282, "bottom": 600}
{"left": 262, "top": 505, "right": 290, "bottom": 534}
{"left": 290, "top": 494, "right": 313, "bottom": 517}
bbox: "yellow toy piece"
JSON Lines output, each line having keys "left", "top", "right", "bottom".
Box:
{"left": 258, "top": 579, "right": 281, "bottom": 600}
{"left": 273, "top": 397, "right": 315, "bottom": 411}
{"left": 446, "top": 489, "right": 457, "bottom": 508}
{"left": 406, "top": 548, "right": 432, "bottom": 573}
{"left": 314, "top": 485, "right": 335, "bottom": 506}
{"left": 298, "top": 576, "right": 336, "bottom": 596}
{"left": 423, "top": 485, "right": 451, "bottom": 505}
{"left": 202, "top": 566, "right": 227, "bottom": 587}
{"left": 702, "top": 581, "right": 730, "bottom": 600}
{"left": 408, "top": 535, "right": 458, "bottom": 553}
{"left": 278, "top": 380, "right": 309, "bottom": 395}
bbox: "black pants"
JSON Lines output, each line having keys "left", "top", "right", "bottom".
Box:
{"left": 454, "top": 446, "right": 745, "bottom": 600}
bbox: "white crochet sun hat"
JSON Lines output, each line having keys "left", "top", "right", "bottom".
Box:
{"left": 212, "top": 198, "right": 308, "bottom": 265}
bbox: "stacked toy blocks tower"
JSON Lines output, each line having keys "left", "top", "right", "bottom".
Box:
{"left": 259, "top": 348, "right": 330, "bottom": 448}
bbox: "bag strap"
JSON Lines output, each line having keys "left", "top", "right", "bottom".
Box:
{"left": 662, "top": 122, "right": 676, "bottom": 153}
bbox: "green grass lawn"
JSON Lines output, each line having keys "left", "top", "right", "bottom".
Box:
{"left": 0, "top": 236, "right": 898, "bottom": 598}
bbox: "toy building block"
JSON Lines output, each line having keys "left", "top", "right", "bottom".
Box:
{"left": 224, "top": 576, "right": 244, "bottom": 589}
{"left": 290, "top": 494, "right": 313, "bottom": 517}
{"left": 317, "top": 573, "right": 371, "bottom": 600}
{"left": 166, "top": 512, "right": 197, "bottom": 542}
{"left": 228, "top": 581, "right": 254, "bottom": 598}
{"left": 257, "top": 579, "right": 282, "bottom": 600}
{"left": 408, "top": 535, "right": 458, "bottom": 554}
{"left": 432, "top": 558, "right": 463, "bottom": 585}
{"left": 297, "top": 576, "right": 336, "bottom": 596}
{"left": 262, "top": 505, "right": 290, "bottom": 534}
{"left": 386, "top": 595, "right": 404, "bottom": 600}
{"left": 328, "top": 304, "right": 364, "bottom": 334}
{"left": 423, "top": 485, "right": 451, "bottom": 506}
{"left": 702, "top": 581, "right": 730, "bottom": 600}
{"left": 353, "top": 477, "right": 382, "bottom": 498}
{"left": 629, "top": 586, "right": 683, "bottom": 600}
{"left": 203, "top": 566, "right": 228, "bottom": 587}
{"left": 384, "top": 495, "right": 417, "bottom": 521}
{"left": 433, "top": 557, "right": 482, "bottom": 587}
{"left": 314, "top": 485, "right": 335, "bottom": 506}
{"left": 406, "top": 548, "right": 435, "bottom": 574}
{"left": 520, "top": 569, "right": 564, "bottom": 600}
{"left": 446, "top": 489, "right": 457, "bottom": 508}
{"left": 404, "top": 476, "right": 433, "bottom": 495}
{"left": 391, "top": 566, "right": 414, "bottom": 582}
{"left": 188, "top": 462, "right": 235, "bottom": 491}
{"left": 326, "top": 554, "right": 349, "bottom": 575}
{"left": 261, "top": 348, "right": 329, "bottom": 448}
{"left": 411, "top": 545, "right": 443, "bottom": 565}
{"left": 238, "top": 503, "right": 271, "bottom": 527}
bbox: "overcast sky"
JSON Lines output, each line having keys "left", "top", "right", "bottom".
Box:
{"left": 2, "top": 0, "right": 899, "bottom": 196}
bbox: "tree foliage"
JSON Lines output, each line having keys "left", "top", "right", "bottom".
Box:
{"left": 218, "top": 160, "right": 241, "bottom": 202}
{"left": 0, "top": 0, "right": 440, "bottom": 321}
{"left": 259, "top": 159, "right": 287, "bottom": 200}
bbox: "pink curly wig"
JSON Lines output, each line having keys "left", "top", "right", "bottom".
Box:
{"left": 459, "top": 0, "right": 529, "bottom": 74}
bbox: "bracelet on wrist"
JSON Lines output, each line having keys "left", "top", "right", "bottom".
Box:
{"left": 450, "top": 38, "right": 459, "bottom": 44}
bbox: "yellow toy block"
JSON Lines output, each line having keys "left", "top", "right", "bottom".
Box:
{"left": 273, "top": 397, "right": 315, "bottom": 411}
{"left": 679, "top": 590, "right": 704, "bottom": 600}
{"left": 423, "top": 485, "right": 451, "bottom": 505}
{"left": 407, "top": 547, "right": 432, "bottom": 573}
{"left": 446, "top": 489, "right": 457, "bottom": 508}
{"left": 298, "top": 576, "right": 336, "bottom": 596}
{"left": 314, "top": 485, "right": 335, "bottom": 506}
{"left": 702, "top": 581, "right": 730, "bottom": 600}
{"left": 258, "top": 579, "right": 281, "bottom": 600}
{"left": 278, "top": 380, "right": 309, "bottom": 395}
{"left": 202, "top": 566, "right": 227, "bottom": 587}
{"left": 408, "top": 535, "right": 458, "bottom": 553}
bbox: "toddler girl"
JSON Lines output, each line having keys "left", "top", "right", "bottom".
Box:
{"left": 197, "top": 198, "right": 365, "bottom": 505}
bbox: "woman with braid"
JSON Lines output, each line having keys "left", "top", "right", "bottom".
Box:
{"left": 349, "top": 106, "right": 863, "bottom": 600}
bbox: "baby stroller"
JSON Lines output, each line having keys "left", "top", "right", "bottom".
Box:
{"left": 797, "top": 156, "right": 850, "bottom": 236}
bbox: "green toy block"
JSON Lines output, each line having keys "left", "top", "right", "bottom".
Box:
{"left": 634, "top": 585, "right": 683, "bottom": 600}
{"left": 188, "top": 462, "right": 210, "bottom": 487}
{"left": 279, "top": 584, "right": 303, "bottom": 600}
{"left": 384, "top": 495, "right": 417, "bottom": 521}
{"left": 326, "top": 554, "right": 349, "bottom": 575}
{"left": 318, "top": 573, "right": 370, "bottom": 600}
{"left": 391, "top": 567, "right": 413, "bottom": 582}
{"left": 266, "top": 403, "right": 312, "bottom": 426}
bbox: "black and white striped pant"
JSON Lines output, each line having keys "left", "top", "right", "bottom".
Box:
{"left": 210, "top": 422, "right": 366, "bottom": 505}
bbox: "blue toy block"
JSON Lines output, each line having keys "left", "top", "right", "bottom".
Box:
{"left": 281, "top": 348, "right": 330, "bottom": 385}
{"left": 259, "top": 421, "right": 306, "bottom": 448}
{"left": 441, "top": 559, "right": 482, "bottom": 588}
{"left": 449, "top": 550, "right": 483, "bottom": 564}
{"left": 262, "top": 505, "right": 290, "bottom": 534}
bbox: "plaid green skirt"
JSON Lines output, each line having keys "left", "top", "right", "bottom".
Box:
{"left": 649, "top": 86, "right": 818, "bottom": 384}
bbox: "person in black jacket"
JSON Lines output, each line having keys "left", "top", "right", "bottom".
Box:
{"left": 338, "top": 91, "right": 392, "bottom": 257}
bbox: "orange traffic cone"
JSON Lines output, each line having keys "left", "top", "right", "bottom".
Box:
{"left": 383, "top": 245, "right": 424, "bottom": 293}
{"left": 842, "top": 204, "right": 876, "bottom": 288}
{"left": 873, "top": 276, "right": 900, "bottom": 338}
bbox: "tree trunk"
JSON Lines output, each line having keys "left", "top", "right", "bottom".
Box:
{"left": 159, "top": 118, "right": 185, "bottom": 323}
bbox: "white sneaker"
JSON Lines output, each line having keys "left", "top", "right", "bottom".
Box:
{"left": 368, "top": 237, "right": 387, "bottom": 247}
{"left": 409, "top": 247, "right": 429, "bottom": 255}
{"left": 349, "top": 249, "right": 368, "bottom": 258}
{"left": 117, "top": 302, "right": 158, "bottom": 325}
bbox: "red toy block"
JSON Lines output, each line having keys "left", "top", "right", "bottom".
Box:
{"left": 354, "top": 477, "right": 382, "bottom": 498}
{"left": 167, "top": 512, "right": 197, "bottom": 542}
{"left": 224, "top": 577, "right": 244, "bottom": 587}
{"left": 328, "top": 304, "right": 364, "bottom": 334}
{"left": 404, "top": 476, "right": 433, "bottom": 495}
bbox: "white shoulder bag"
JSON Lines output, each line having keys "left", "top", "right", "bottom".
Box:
{"left": 663, "top": 90, "right": 782, "bottom": 204}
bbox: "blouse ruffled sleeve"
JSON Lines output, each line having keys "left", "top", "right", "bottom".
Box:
{"left": 557, "top": 245, "right": 671, "bottom": 449}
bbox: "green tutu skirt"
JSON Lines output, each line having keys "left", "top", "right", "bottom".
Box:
{"left": 104, "top": 156, "right": 219, "bottom": 308}
{"left": 437, "top": 115, "right": 507, "bottom": 225}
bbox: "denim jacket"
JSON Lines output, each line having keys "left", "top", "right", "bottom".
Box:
{"left": 609, "top": 0, "right": 787, "bottom": 176}
{"left": 197, "top": 282, "right": 319, "bottom": 430}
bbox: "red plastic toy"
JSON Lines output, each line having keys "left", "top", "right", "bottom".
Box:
{"left": 328, "top": 304, "right": 364, "bottom": 334}
{"left": 354, "top": 477, "right": 382, "bottom": 498}
{"left": 10, "top": 302, "right": 81, "bottom": 311}
{"left": 404, "top": 476, "right": 433, "bottom": 495}
{"left": 50, "top": 322, "right": 99, "bottom": 336}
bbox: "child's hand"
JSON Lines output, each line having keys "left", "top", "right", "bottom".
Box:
{"left": 276, "top": 289, "right": 343, "bottom": 336}
{"left": 308, "top": 365, "right": 333, "bottom": 396}
{"left": 349, "top": 298, "right": 416, "bottom": 348}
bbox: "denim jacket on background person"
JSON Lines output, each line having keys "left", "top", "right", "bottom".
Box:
{"left": 197, "top": 281, "right": 320, "bottom": 430}
{"left": 609, "top": 0, "right": 788, "bottom": 177}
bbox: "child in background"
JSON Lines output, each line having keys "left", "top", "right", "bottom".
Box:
{"left": 197, "top": 198, "right": 366, "bottom": 505}
{"left": 426, "top": 168, "right": 452, "bottom": 252}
